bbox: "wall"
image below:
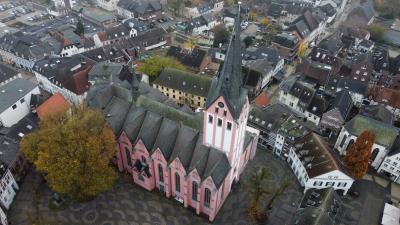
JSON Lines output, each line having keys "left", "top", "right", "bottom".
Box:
{"left": 0, "top": 169, "right": 19, "bottom": 209}
{"left": 0, "top": 86, "right": 40, "bottom": 127}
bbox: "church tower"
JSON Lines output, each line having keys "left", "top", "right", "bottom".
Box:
{"left": 203, "top": 4, "right": 249, "bottom": 181}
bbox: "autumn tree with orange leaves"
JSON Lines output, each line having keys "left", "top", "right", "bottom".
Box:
{"left": 344, "top": 130, "right": 375, "bottom": 180}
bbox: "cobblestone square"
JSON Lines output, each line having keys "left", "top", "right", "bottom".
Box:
{"left": 8, "top": 150, "right": 303, "bottom": 225}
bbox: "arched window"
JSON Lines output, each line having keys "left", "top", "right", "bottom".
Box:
{"left": 204, "top": 188, "right": 211, "bottom": 208}
{"left": 175, "top": 173, "right": 180, "bottom": 193}
{"left": 371, "top": 148, "right": 380, "bottom": 161}
{"left": 192, "top": 182, "right": 198, "bottom": 201}
{"left": 339, "top": 134, "right": 347, "bottom": 148}
{"left": 158, "top": 164, "right": 163, "bottom": 183}
{"left": 125, "top": 147, "right": 132, "bottom": 167}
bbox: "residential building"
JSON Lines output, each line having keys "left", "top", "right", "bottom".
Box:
{"left": 48, "top": 24, "right": 96, "bottom": 57}
{"left": 377, "top": 137, "right": 400, "bottom": 184}
{"left": 360, "top": 104, "right": 394, "bottom": 125}
{"left": 0, "top": 79, "right": 40, "bottom": 127}
{"left": 369, "top": 86, "right": 400, "bottom": 117}
{"left": 288, "top": 8, "right": 327, "bottom": 44}
{"left": 0, "top": 113, "right": 39, "bottom": 182}
{"left": 117, "top": 0, "right": 162, "bottom": 20}
{"left": 0, "top": 33, "right": 54, "bottom": 72}
{"left": 71, "top": 6, "right": 117, "bottom": 27}
{"left": 248, "top": 103, "right": 293, "bottom": 150}
{"left": 287, "top": 133, "right": 354, "bottom": 194}
{"left": 272, "top": 32, "right": 300, "bottom": 61}
{"left": 97, "top": 0, "right": 119, "bottom": 11}
{"left": 87, "top": 28, "right": 167, "bottom": 62}
{"left": 345, "top": 0, "right": 375, "bottom": 28}
{"left": 86, "top": 8, "right": 258, "bottom": 221}
{"left": 279, "top": 79, "right": 327, "bottom": 125}
{"left": 93, "top": 19, "right": 150, "bottom": 47}
{"left": 274, "top": 115, "right": 310, "bottom": 157}
{"left": 35, "top": 93, "right": 71, "bottom": 119}
{"left": 243, "top": 47, "right": 285, "bottom": 81}
{"left": 334, "top": 115, "right": 399, "bottom": 169}
{"left": 33, "top": 56, "right": 93, "bottom": 105}
{"left": 0, "top": 207, "right": 6, "bottom": 225}
{"left": 292, "top": 188, "right": 346, "bottom": 225}
{"left": 320, "top": 90, "right": 353, "bottom": 136}
{"left": 187, "top": 13, "right": 219, "bottom": 36}
{"left": 88, "top": 62, "right": 134, "bottom": 85}
{"left": 183, "top": 0, "right": 224, "bottom": 19}
{"left": 0, "top": 162, "right": 18, "bottom": 210}
{"left": 153, "top": 68, "right": 212, "bottom": 109}
{"left": 242, "top": 59, "right": 273, "bottom": 96}
{"left": 167, "top": 47, "right": 211, "bottom": 72}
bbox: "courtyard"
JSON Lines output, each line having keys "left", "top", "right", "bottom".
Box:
{"left": 8, "top": 149, "right": 303, "bottom": 225}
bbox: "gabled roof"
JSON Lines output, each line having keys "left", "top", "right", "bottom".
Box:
{"left": 330, "top": 90, "right": 353, "bottom": 120}
{"left": 117, "top": 0, "right": 161, "bottom": 14}
{"left": 166, "top": 47, "right": 207, "bottom": 70}
{"left": 307, "top": 95, "right": 328, "bottom": 117}
{"left": 345, "top": 115, "right": 398, "bottom": 147}
{"left": 154, "top": 68, "right": 212, "bottom": 97}
{"left": 36, "top": 92, "right": 71, "bottom": 119}
{"left": 293, "top": 133, "right": 351, "bottom": 178}
{"left": 360, "top": 104, "right": 394, "bottom": 124}
{"left": 0, "top": 78, "right": 37, "bottom": 113}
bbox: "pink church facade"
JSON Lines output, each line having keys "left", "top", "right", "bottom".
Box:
{"left": 109, "top": 5, "right": 258, "bottom": 221}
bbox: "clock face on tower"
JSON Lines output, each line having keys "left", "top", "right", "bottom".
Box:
{"left": 218, "top": 102, "right": 224, "bottom": 108}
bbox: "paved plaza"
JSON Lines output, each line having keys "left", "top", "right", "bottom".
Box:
{"left": 8, "top": 150, "right": 303, "bottom": 225}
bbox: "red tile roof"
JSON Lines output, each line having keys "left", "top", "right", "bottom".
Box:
{"left": 36, "top": 92, "right": 71, "bottom": 119}
{"left": 97, "top": 32, "right": 108, "bottom": 42}
{"left": 254, "top": 92, "right": 270, "bottom": 107}
{"left": 370, "top": 86, "right": 400, "bottom": 108}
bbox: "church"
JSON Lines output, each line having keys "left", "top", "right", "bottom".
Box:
{"left": 86, "top": 5, "right": 258, "bottom": 221}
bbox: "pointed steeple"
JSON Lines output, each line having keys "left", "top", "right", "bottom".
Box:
{"left": 205, "top": 3, "right": 247, "bottom": 119}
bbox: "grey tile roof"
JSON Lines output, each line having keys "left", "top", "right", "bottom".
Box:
{"left": 206, "top": 6, "right": 247, "bottom": 119}
{"left": 248, "top": 103, "right": 293, "bottom": 133}
{"left": 117, "top": 0, "right": 161, "bottom": 15}
{"left": 89, "top": 62, "right": 124, "bottom": 82}
{"left": 152, "top": 117, "right": 180, "bottom": 158}
{"left": 103, "top": 96, "right": 131, "bottom": 134}
{"left": 360, "top": 104, "right": 394, "bottom": 125}
{"left": 331, "top": 90, "right": 353, "bottom": 120}
{"left": 154, "top": 68, "right": 212, "bottom": 97}
{"left": 0, "top": 63, "right": 19, "bottom": 84}
{"left": 243, "top": 47, "right": 282, "bottom": 67}
{"left": 135, "top": 110, "right": 163, "bottom": 150}
{"left": 0, "top": 78, "right": 37, "bottom": 113}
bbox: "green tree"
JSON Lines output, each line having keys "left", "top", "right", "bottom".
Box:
{"left": 243, "top": 36, "right": 254, "bottom": 48}
{"left": 138, "top": 56, "right": 186, "bottom": 77}
{"left": 21, "top": 106, "right": 117, "bottom": 201}
{"left": 368, "top": 23, "right": 386, "bottom": 42}
{"left": 213, "top": 25, "right": 230, "bottom": 47}
{"left": 74, "top": 19, "right": 85, "bottom": 36}
{"left": 344, "top": 130, "right": 375, "bottom": 179}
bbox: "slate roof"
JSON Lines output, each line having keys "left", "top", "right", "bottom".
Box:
{"left": 330, "top": 90, "right": 353, "bottom": 120}
{"left": 273, "top": 32, "right": 300, "bottom": 49}
{"left": 154, "top": 68, "right": 212, "bottom": 97}
{"left": 319, "top": 4, "right": 336, "bottom": 17}
{"left": 360, "top": 104, "right": 394, "bottom": 124}
{"left": 0, "top": 78, "right": 37, "bottom": 113}
{"left": 0, "top": 64, "right": 19, "bottom": 84}
{"left": 243, "top": 47, "right": 282, "bottom": 67}
{"left": 0, "top": 32, "right": 53, "bottom": 61}
{"left": 307, "top": 95, "right": 328, "bottom": 117}
{"left": 345, "top": 115, "right": 398, "bottom": 147}
{"left": 296, "top": 59, "right": 333, "bottom": 86}
{"left": 293, "top": 188, "right": 345, "bottom": 225}
{"left": 117, "top": 0, "right": 161, "bottom": 15}
{"left": 166, "top": 47, "right": 207, "bottom": 70}
{"left": 293, "top": 133, "right": 351, "bottom": 178}
{"left": 268, "top": 3, "right": 284, "bottom": 17}
{"left": 248, "top": 103, "right": 292, "bottom": 133}
{"left": 33, "top": 56, "right": 92, "bottom": 95}
{"left": 206, "top": 7, "right": 248, "bottom": 119}
{"left": 318, "top": 34, "right": 343, "bottom": 56}
{"left": 337, "top": 78, "right": 368, "bottom": 95}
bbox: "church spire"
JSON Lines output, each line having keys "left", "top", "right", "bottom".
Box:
{"left": 205, "top": 3, "right": 245, "bottom": 119}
